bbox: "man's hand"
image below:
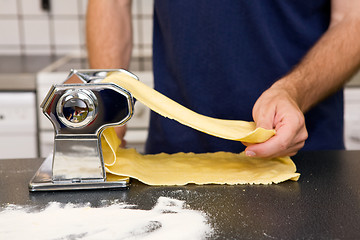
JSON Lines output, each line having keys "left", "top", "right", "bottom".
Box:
{"left": 244, "top": 0, "right": 360, "bottom": 158}
{"left": 114, "top": 125, "right": 127, "bottom": 148}
{"left": 244, "top": 84, "right": 308, "bottom": 158}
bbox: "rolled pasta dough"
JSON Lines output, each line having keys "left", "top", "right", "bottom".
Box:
{"left": 103, "top": 72, "right": 276, "bottom": 143}
{"left": 99, "top": 72, "right": 300, "bottom": 185}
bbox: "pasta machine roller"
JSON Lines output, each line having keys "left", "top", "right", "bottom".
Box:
{"left": 29, "top": 69, "right": 136, "bottom": 191}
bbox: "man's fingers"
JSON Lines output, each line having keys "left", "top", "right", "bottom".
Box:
{"left": 253, "top": 105, "right": 275, "bottom": 130}
{"left": 241, "top": 142, "right": 254, "bottom": 147}
{"left": 245, "top": 137, "right": 302, "bottom": 158}
{"left": 245, "top": 122, "right": 306, "bottom": 158}
{"left": 245, "top": 135, "right": 284, "bottom": 158}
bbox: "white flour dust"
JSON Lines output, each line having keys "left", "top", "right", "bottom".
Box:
{"left": 0, "top": 197, "right": 212, "bottom": 240}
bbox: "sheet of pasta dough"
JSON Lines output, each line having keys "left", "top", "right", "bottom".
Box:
{"left": 103, "top": 72, "right": 276, "bottom": 143}
{"left": 101, "top": 125, "right": 299, "bottom": 185}
{"left": 100, "top": 72, "right": 300, "bottom": 185}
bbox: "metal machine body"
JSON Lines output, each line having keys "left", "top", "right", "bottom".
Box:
{"left": 29, "top": 69, "right": 136, "bottom": 191}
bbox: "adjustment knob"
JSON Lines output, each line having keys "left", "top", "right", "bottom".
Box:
{"left": 56, "top": 89, "right": 97, "bottom": 128}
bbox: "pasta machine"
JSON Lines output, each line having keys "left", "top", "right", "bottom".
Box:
{"left": 29, "top": 69, "right": 136, "bottom": 191}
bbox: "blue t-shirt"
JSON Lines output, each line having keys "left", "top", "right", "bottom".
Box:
{"left": 146, "top": 0, "right": 344, "bottom": 154}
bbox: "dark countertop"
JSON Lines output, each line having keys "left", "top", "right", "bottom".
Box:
{"left": 0, "top": 55, "right": 61, "bottom": 91}
{"left": 0, "top": 55, "right": 153, "bottom": 91}
{"left": 0, "top": 150, "right": 359, "bottom": 239}
{"left": 0, "top": 55, "right": 60, "bottom": 74}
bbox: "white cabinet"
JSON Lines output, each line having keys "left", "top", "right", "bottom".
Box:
{"left": 0, "top": 92, "right": 37, "bottom": 159}
{"left": 344, "top": 88, "right": 360, "bottom": 150}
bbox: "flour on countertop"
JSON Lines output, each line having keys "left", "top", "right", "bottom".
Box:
{"left": 0, "top": 197, "right": 212, "bottom": 240}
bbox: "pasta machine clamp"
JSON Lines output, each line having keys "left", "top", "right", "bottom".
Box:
{"left": 29, "top": 69, "right": 136, "bottom": 191}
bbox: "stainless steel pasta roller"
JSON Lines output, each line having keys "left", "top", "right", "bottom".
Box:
{"left": 29, "top": 69, "right": 136, "bottom": 191}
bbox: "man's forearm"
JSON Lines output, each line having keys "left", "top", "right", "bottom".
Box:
{"left": 273, "top": 7, "right": 360, "bottom": 113}
{"left": 86, "top": 0, "right": 132, "bottom": 143}
{"left": 248, "top": 16, "right": 360, "bottom": 157}
{"left": 86, "top": 0, "right": 132, "bottom": 69}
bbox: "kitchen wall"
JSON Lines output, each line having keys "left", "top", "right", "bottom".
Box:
{"left": 0, "top": 0, "right": 153, "bottom": 57}
{"left": 0, "top": 0, "right": 154, "bottom": 159}
{"left": 1, "top": 0, "right": 360, "bottom": 158}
